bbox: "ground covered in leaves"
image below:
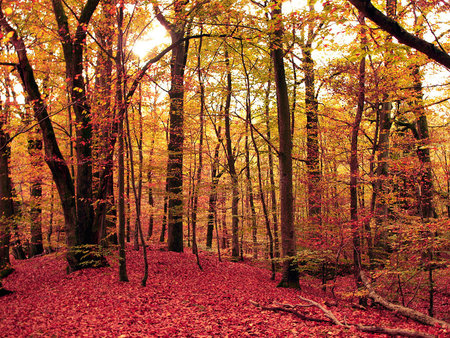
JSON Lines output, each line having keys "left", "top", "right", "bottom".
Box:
{"left": 1, "top": 245, "right": 448, "bottom": 337}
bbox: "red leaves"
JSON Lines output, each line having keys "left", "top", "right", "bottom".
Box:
{"left": 0, "top": 247, "right": 447, "bottom": 336}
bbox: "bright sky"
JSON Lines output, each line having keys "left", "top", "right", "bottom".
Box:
{"left": 131, "top": 23, "right": 170, "bottom": 60}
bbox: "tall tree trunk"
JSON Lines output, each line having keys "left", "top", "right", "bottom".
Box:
{"left": 350, "top": 13, "right": 366, "bottom": 291}
{"left": 92, "top": 0, "right": 116, "bottom": 246}
{"left": 372, "top": 0, "right": 396, "bottom": 263}
{"left": 125, "top": 92, "right": 148, "bottom": 286}
{"left": 250, "top": 110, "right": 276, "bottom": 279}
{"left": 28, "top": 130, "right": 44, "bottom": 257}
{"left": 206, "top": 128, "right": 222, "bottom": 248}
{"left": 191, "top": 34, "right": 205, "bottom": 264}
{"left": 155, "top": 3, "right": 188, "bottom": 253}
{"left": 0, "top": 103, "right": 13, "bottom": 274}
{"left": 223, "top": 49, "right": 240, "bottom": 260}
{"left": 264, "top": 75, "right": 280, "bottom": 258}
{"left": 116, "top": 2, "right": 128, "bottom": 282}
{"left": 302, "top": 1, "right": 322, "bottom": 229}
{"left": 240, "top": 42, "right": 258, "bottom": 259}
{"left": 51, "top": 0, "right": 101, "bottom": 257}
{"left": 271, "top": 0, "right": 299, "bottom": 288}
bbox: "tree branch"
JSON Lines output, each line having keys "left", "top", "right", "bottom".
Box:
{"left": 347, "top": 0, "right": 450, "bottom": 69}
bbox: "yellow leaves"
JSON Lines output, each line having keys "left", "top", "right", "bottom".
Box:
{"left": 4, "top": 7, "right": 13, "bottom": 16}
{"left": 2, "top": 31, "right": 14, "bottom": 44}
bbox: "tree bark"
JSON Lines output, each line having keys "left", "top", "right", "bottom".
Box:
{"left": 264, "top": 75, "right": 280, "bottom": 258}
{"left": 350, "top": 12, "right": 366, "bottom": 290}
{"left": 28, "top": 132, "right": 44, "bottom": 257}
{"left": 271, "top": 0, "right": 299, "bottom": 288}
{"left": 206, "top": 129, "right": 221, "bottom": 249}
{"left": 155, "top": 3, "right": 188, "bottom": 253}
{"left": 0, "top": 103, "right": 13, "bottom": 273}
{"left": 223, "top": 49, "right": 240, "bottom": 260}
{"left": 240, "top": 42, "right": 258, "bottom": 259}
{"left": 303, "top": 32, "right": 322, "bottom": 229}
{"left": 116, "top": 2, "right": 128, "bottom": 282}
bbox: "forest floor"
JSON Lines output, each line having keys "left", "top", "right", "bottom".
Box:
{"left": 0, "top": 244, "right": 448, "bottom": 337}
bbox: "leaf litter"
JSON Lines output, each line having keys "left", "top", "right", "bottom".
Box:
{"left": 0, "top": 245, "right": 447, "bottom": 337}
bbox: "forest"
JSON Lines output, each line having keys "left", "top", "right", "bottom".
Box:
{"left": 0, "top": 0, "right": 449, "bottom": 336}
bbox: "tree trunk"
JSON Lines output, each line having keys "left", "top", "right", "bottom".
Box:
{"left": 155, "top": 3, "right": 188, "bottom": 253}
{"left": 92, "top": 0, "right": 115, "bottom": 246}
{"left": 223, "top": 49, "right": 240, "bottom": 260}
{"left": 264, "top": 76, "right": 280, "bottom": 258}
{"left": 271, "top": 0, "right": 299, "bottom": 288}
{"left": 116, "top": 3, "right": 128, "bottom": 282}
{"left": 28, "top": 132, "right": 44, "bottom": 257}
{"left": 372, "top": 0, "right": 396, "bottom": 264}
{"left": 0, "top": 105, "right": 13, "bottom": 273}
{"left": 350, "top": 13, "right": 366, "bottom": 291}
{"left": 240, "top": 42, "right": 258, "bottom": 259}
{"left": 206, "top": 130, "right": 221, "bottom": 249}
{"left": 191, "top": 34, "right": 205, "bottom": 261}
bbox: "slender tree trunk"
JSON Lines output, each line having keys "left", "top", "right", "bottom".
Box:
{"left": 223, "top": 49, "right": 240, "bottom": 260}
{"left": 160, "top": 194, "right": 168, "bottom": 243}
{"left": 28, "top": 132, "right": 44, "bottom": 257}
{"left": 116, "top": 3, "right": 128, "bottom": 282}
{"left": 350, "top": 13, "right": 366, "bottom": 291}
{"left": 125, "top": 92, "right": 148, "bottom": 286}
{"left": 250, "top": 111, "right": 276, "bottom": 279}
{"left": 206, "top": 129, "right": 221, "bottom": 248}
{"left": 264, "top": 75, "right": 280, "bottom": 258}
{"left": 0, "top": 104, "right": 13, "bottom": 274}
{"left": 240, "top": 42, "right": 258, "bottom": 259}
{"left": 271, "top": 0, "right": 299, "bottom": 288}
{"left": 191, "top": 35, "right": 205, "bottom": 267}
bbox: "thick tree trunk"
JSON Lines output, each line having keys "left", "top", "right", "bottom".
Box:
{"left": 154, "top": 3, "right": 188, "bottom": 253}
{"left": 303, "top": 46, "right": 322, "bottom": 228}
{"left": 271, "top": 0, "right": 299, "bottom": 288}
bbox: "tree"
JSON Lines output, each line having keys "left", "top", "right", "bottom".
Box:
{"left": 0, "top": 100, "right": 13, "bottom": 275}
{"left": 270, "top": 0, "right": 299, "bottom": 288}
{"left": 154, "top": 1, "right": 189, "bottom": 252}
{"left": 223, "top": 48, "right": 241, "bottom": 260}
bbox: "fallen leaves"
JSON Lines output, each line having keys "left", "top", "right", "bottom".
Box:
{"left": 0, "top": 246, "right": 447, "bottom": 337}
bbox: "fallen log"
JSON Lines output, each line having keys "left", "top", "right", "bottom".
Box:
{"left": 250, "top": 298, "right": 435, "bottom": 337}
{"left": 360, "top": 271, "right": 450, "bottom": 330}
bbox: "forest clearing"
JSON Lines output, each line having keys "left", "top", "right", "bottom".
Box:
{"left": 0, "top": 0, "right": 449, "bottom": 336}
